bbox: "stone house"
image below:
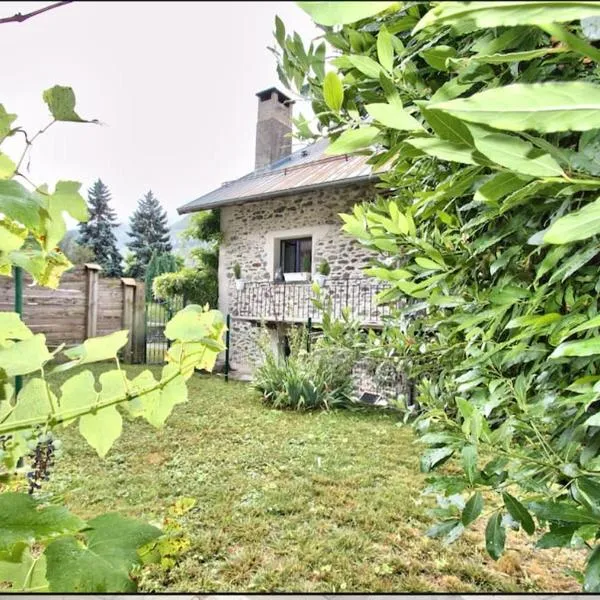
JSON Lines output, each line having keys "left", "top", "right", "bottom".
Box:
{"left": 177, "top": 88, "right": 406, "bottom": 404}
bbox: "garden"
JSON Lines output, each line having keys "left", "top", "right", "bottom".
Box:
{"left": 47, "top": 364, "right": 584, "bottom": 593}
{"left": 2, "top": 0, "right": 600, "bottom": 594}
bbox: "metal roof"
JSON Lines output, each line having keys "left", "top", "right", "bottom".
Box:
{"left": 177, "top": 138, "right": 385, "bottom": 214}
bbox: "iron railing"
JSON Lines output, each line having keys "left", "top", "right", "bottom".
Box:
{"left": 232, "top": 278, "right": 398, "bottom": 325}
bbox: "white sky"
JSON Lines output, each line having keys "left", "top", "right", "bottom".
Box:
{"left": 0, "top": 1, "right": 320, "bottom": 224}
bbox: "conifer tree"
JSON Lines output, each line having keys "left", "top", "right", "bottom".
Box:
{"left": 125, "top": 190, "right": 172, "bottom": 279}
{"left": 77, "top": 179, "right": 123, "bottom": 276}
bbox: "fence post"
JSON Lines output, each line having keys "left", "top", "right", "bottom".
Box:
{"left": 132, "top": 281, "right": 146, "bottom": 364}
{"left": 84, "top": 263, "right": 101, "bottom": 338}
{"left": 120, "top": 277, "right": 136, "bottom": 363}
{"left": 224, "top": 313, "right": 231, "bottom": 382}
{"left": 13, "top": 266, "right": 23, "bottom": 395}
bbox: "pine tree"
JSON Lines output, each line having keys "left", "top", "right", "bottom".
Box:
{"left": 77, "top": 179, "right": 123, "bottom": 276}
{"left": 126, "top": 190, "right": 172, "bottom": 279}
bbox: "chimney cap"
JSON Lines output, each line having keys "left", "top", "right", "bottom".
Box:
{"left": 256, "top": 87, "right": 294, "bottom": 105}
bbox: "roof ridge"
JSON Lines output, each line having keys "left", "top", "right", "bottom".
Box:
{"left": 223, "top": 152, "right": 356, "bottom": 186}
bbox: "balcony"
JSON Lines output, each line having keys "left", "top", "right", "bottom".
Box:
{"left": 231, "top": 278, "right": 397, "bottom": 327}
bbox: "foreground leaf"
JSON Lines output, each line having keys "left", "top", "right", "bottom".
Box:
{"left": 298, "top": 1, "right": 398, "bottom": 26}
{"left": 0, "top": 493, "right": 84, "bottom": 554}
{"left": 544, "top": 197, "right": 600, "bottom": 244}
{"left": 431, "top": 82, "right": 600, "bottom": 133}
{"left": 44, "top": 513, "right": 161, "bottom": 592}
{"left": 485, "top": 512, "right": 506, "bottom": 560}
{"left": 325, "top": 126, "right": 380, "bottom": 155}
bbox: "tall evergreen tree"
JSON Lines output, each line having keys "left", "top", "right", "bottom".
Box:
{"left": 77, "top": 179, "right": 123, "bottom": 276}
{"left": 126, "top": 190, "right": 172, "bottom": 279}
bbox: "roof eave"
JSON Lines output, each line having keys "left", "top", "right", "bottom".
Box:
{"left": 177, "top": 173, "right": 382, "bottom": 215}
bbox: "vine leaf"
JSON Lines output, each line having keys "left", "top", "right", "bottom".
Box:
{"left": 0, "top": 546, "right": 48, "bottom": 592}
{"left": 0, "top": 492, "right": 84, "bottom": 555}
{"left": 44, "top": 513, "right": 162, "bottom": 592}
{"left": 79, "top": 406, "right": 122, "bottom": 458}
{"left": 0, "top": 332, "right": 51, "bottom": 376}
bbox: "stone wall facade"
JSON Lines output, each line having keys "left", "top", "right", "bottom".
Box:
{"left": 219, "top": 181, "right": 407, "bottom": 404}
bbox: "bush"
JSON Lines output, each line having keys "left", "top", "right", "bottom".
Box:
{"left": 254, "top": 327, "right": 356, "bottom": 411}
{"left": 152, "top": 267, "right": 217, "bottom": 308}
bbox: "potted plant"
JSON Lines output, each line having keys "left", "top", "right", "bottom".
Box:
{"left": 299, "top": 254, "right": 312, "bottom": 281}
{"left": 313, "top": 259, "right": 330, "bottom": 286}
{"left": 233, "top": 262, "right": 244, "bottom": 291}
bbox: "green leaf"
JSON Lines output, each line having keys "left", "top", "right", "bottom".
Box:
{"left": 544, "top": 197, "right": 600, "bottom": 244}
{"left": 485, "top": 512, "right": 506, "bottom": 560}
{"left": 297, "top": 1, "right": 398, "bottom": 26}
{"left": 584, "top": 545, "right": 600, "bottom": 592}
{"left": 473, "top": 47, "right": 561, "bottom": 64}
{"left": 530, "top": 500, "right": 600, "bottom": 523}
{"left": 420, "top": 45, "right": 457, "bottom": 71}
{"left": 420, "top": 106, "right": 474, "bottom": 146}
{"left": 461, "top": 445, "right": 477, "bottom": 485}
{"left": 0, "top": 335, "right": 52, "bottom": 377}
{"left": 406, "top": 136, "right": 477, "bottom": 165}
{"left": 550, "top": 338, "right": 600, "bottom": 359}
{"left": 431, "top": 82, "right": 600, "bottom": 133}
{"left": 0, "top": 153, "right": 16, "bottom": 179}
{"left": 430, "top": 79, "right": 474, "bottom": 103}
{"left": 377, "top": 26, "right": 394, "bottom": 73}
{"left": 347, "top": 55, "right": 385, "bottom": 78}
{"left": 0, "top": 492, "right": 84, "bottom": 554}
{"left": 0, "top": 104, "right": 17, "bottom": 143}
{"left": 42, "top": 85, "right": 84, "bottom": 122}
{"left": 38, "top": 181, "right": 88, "bottom": 250}
{"left": 503, "top": 492, "right": 535, "bottom": 535}
{"left": 420, "top": 446, "right": 454, "bottom": 472}
{"left": 472, "top": 132, "right": 564, "bottom": 177}
{"left": 415, "top": 256, "right": 445, "bottom": 270}
{"left": 474, "top": 172, "right": 532, "bottom": 204}
{"left": 536, "top": 525, "right": 576, "bottom": 548}
{"left": 565, "top": 314, "right": 600, "bottom": 337}
{"left": 0, "top": 546, "right": 48, "bottom": 592}
{"left": 79, "top": 405, "right": 122, "bottom": 458}
{"left": 44, "top": 513, "right": 161, "bottom": 592}
{"left": 414, "top": 1, "right": 600, "bottom": 33}
{"left": 0, "top": 179, "right": 43, "bottom": 231}
{"left": 325, "top": 126, "right": 380, "bottom": 155}
{"left": 365, "top": 103, "right": 423, "bottom": 131}
{"left": 274, "top": 15, "right": 285, "bottom": 47}
{"left": 0, "top": 312, "right": 33, "bottom": 343}
{"left": 63, "top": 330, "right": 128, "bottom": 366}
{"left": 462, "top": 492, "right": 484, "bottom": 526}
{"left": 58, "top": 370, "right": 98, "bottom": 428}
{"left": 323, "top": 71, "right": 344, "bottom": 113}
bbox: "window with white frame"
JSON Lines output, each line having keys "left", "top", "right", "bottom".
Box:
{"left": 280, "top": 237, "right": 312, "bottom": 273}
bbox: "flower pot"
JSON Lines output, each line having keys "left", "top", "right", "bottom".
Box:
{"left": 313, "top": 273, "right": 327, "bottom": 287}
{"left": 284, "top": 272, "right": 311, "bottom": 282}
{"left": 235, "top": 279, "right": 245, "bottom": 291}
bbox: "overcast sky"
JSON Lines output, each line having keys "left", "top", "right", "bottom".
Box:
{"left": 1, "top": 1, "right": 320, "bottom": 224}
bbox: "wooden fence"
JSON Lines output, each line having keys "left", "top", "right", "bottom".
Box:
{"left": 0, "top": 263, "right": 146, "bottom": 363}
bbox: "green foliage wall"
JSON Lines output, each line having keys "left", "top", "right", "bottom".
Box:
{"left": 277, "top": 1, "right": 600, "bottom": 588}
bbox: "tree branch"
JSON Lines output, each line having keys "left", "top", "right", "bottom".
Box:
{"left": 0, "top": 1, "right": 73, "bottom": 25}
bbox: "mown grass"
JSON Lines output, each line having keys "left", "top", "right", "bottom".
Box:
{"left": 45, "top": 364, "right": 583, "bottom": 593}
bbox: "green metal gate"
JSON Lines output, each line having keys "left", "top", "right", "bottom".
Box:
{"left": 145, "top": 296, "right": 185, "bottom": 364}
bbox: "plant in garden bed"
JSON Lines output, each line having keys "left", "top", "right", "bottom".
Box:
{"left": 275, "top": 0, "right": 600, "bottom": 590}
{"left": 0, "top": 86, "right": 225, "bottom": 591}
{"left": 254, "top": 325, "right": 356, "bottom": 411}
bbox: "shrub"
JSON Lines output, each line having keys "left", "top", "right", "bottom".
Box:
{"left": 153, "top": 267, "right": 217, "bottom": 307}
{"left": 232, "top": 262, "right": 242, "bottom": 279}
{"left": 254, "top": 326, "right": 356, "bottom": 411}
{"left": 317, "top": 259, "right": 330, "bottom": 276}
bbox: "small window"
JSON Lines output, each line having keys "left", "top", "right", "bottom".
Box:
{"left": 280, "top": 237, "right": 312, "bottom": 273}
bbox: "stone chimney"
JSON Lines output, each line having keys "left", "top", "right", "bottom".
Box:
{"left": 255, "top": 87, "right": 294, "bottom": 170}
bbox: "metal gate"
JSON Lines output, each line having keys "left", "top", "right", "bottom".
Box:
{"left": 145, "top": 295, "right": 185, "bottom": 364}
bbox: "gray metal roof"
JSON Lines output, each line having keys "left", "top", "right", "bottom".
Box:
{"left": 177, "top": 138, "right": 384, "bottom": 214}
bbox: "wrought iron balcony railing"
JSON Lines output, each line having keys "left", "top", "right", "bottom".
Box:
{"left": 232, "top": 278, "right": 398, "bottom": 325}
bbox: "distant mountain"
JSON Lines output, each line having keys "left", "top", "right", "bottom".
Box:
{"left": 63, "top": 215, "right": 203, "bottom": 264}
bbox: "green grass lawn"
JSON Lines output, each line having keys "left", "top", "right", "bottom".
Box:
{"left": 45, "top": 364, "right": 583, "bottom": 593}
